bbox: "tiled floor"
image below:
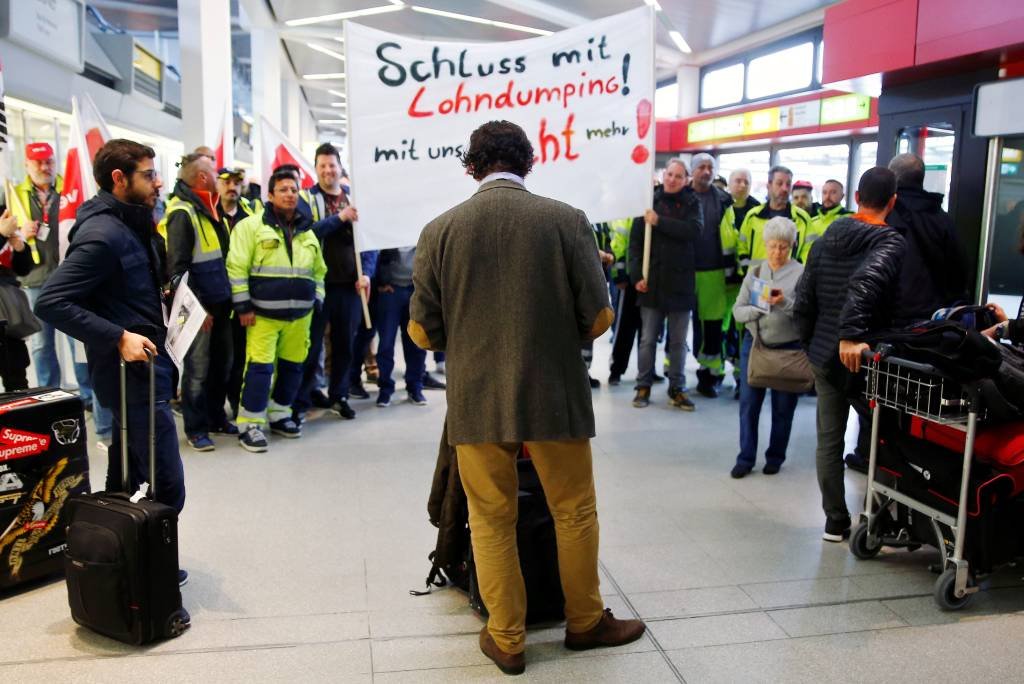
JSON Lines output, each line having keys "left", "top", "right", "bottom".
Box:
{"left": 4, "top": 340, "right": 1024, "bottom": 683}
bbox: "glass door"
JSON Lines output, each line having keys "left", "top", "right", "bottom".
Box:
{"left": 896, "top": 123, "right": 956, "bottom": 210}
{"left": 985, "top": 135, "right": 1024, "bottom": 317}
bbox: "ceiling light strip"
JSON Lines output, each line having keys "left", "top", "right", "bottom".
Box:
{"left": 303, "top": 73, "right": 346, "bottom": 80}
{"left": 409, "top": 6, "right": 552, "bottom": 36}
{"left": 306, "top": 43, "right": 346, "bottom": 61}
{"left": 285, "top": 4, "right": 404, "bottom": 27}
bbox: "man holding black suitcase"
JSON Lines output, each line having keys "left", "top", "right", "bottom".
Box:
{"left": 34, "top": 139, "right": 188, "bottom": 586}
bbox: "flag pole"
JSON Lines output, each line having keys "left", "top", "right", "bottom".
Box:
{"left": 641, "top": 5, "right": 656, "bottom": 283}
{"left": 343, "top": 19, "right": 372, "bottom": 330}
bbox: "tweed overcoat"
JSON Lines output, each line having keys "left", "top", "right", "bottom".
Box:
{"left": 410, "top": 179, "right": 612, "bottom": 445}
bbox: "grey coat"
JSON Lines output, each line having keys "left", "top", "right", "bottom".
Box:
{"left": 411, "top": 179, "right": 611, "bottom": 445}
{"left": 732, "top": 259, "right": 803, "bottom": 346}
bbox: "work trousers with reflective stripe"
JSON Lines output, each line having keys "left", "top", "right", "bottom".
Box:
{"left": 456, "top": 439, "right": 604, "bottom": 655}
{"left": 238, "top": 313, "right": 312, "bottom": 426}
{"left": 692, "top": 269, "right": 727, "bottom": 377}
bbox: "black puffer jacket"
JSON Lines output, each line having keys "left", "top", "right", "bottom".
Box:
{"left": 886, "top": 186, "right": 967, "bottom": 325}
{"left": 628, "top": 186, "right": 702, "bottom": 312}
{"left": 793, "top": 216, "right": 906, "bottom": 369}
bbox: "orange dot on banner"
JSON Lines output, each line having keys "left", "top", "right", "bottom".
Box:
{"left": 632, "top": 145, "right": 649, "bottom": 164}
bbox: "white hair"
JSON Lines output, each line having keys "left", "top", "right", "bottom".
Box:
{"left": 729, "top": 168, "right": 751, "bottom": 182}
{"left": 691, "top": 152, "right": 716, "bottom": 171}
{"left": 763, "top": 216, "right": 797, "bottom": 246}
{"left": 665, "top": 157, "right": 689, "bottom": 173}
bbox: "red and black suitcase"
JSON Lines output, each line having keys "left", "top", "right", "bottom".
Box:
{"left": 0, "top": 387, "right": 91, "bottom": 589}
{"left": 63, "top": 353, "right": 190, "bottom": 644}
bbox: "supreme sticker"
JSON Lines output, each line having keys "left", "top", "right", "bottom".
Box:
{"left": 0, "top": 428, "right": 51, "bottom": 462}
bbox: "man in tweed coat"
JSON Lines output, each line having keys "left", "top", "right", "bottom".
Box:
{"left": 410, "top": 121, "right": 646, "bottom": 675}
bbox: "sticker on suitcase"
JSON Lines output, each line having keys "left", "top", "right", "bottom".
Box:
{"left": 35, "top": 390, "right": 76, "bottom": 402}
{"left": 0, "top": 458, "right": 85, "bottom": 580}
{"left": 0, "top": 428, "right": 51, "bottom": 462}
{"left": 51, "top": 419, "right": 81, "bottom": 445}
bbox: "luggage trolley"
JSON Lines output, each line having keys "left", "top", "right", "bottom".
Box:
{"left": 850, "top": 344, "right": 983, "bottom": 610}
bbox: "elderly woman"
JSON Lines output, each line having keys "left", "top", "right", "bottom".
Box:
{"left": 730, "top": 217, "right": 805, "bottom": 478}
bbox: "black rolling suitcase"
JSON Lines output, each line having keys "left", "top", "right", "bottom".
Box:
{"left": 64, "top": 353, "right": 190, "bottom": 644}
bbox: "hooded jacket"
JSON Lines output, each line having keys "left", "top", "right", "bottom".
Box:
{"left": 886, "top": 186, "right": 967, "bottom": 325}
{"left": 34, "top": 190, "right": 169, "bottom": 407}
{"left": 793, "top": 215, "right": 906, "bottom": 370}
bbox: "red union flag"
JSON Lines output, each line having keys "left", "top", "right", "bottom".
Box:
{"left": 58, "top": 94, "right": 111, "bottom": 260}
{"left": 259, "top": 115, "right": 315, "bottom": 195}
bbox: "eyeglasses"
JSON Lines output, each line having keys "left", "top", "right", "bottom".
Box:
{"left": 135, "top": 169, "right": 160, "bottom": 182}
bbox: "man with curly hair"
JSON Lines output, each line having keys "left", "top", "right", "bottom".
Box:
{"left": 410, "top": 120, "right": 646, "bottom": 676}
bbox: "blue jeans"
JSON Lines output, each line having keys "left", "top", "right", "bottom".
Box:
{"left": 106, "top": 355, "right": 185, "bottom": 513}
{"left": 25, "top": 286, "right": 61, "bottom": 387}
{"left": 736, "top": 332, "right": 800, "bottom": 468}
{"left": 295, "top": 285, "right": 362, "bottom": 409}
{"left": 375, "top": 285, "right": 426, "bottom": 396}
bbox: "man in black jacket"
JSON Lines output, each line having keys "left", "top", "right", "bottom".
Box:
{"left": 34, "top": 141, "right": 188, "bottom": 534}
{"left": 162, "top": 153, "right": 236, "bottom": 451}
{"left": 794, "top": 167, "right": 905, "bottom": 543}
{"left": 628, "top": 158, "right": 702, "bottom": 410}
{"left": 887, "top": 153, "right": 967, "bottom": 324}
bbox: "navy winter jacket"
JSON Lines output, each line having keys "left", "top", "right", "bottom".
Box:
{"left": 34, "top": 190, "right": 171, "bottom": 407}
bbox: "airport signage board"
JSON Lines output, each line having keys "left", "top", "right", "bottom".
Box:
{"left": 0, "top": 0, "right": 84, "bottom": 72}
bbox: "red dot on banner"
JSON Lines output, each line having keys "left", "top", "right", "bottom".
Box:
{"left": 632, "top": 145, "right": 649, "bottom": 164}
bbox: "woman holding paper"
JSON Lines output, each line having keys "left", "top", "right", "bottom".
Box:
{"left": 730, "top": 217, "right": 804, "bottom": 478}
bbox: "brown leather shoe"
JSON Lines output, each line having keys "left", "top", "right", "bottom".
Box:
{"left": 564, "top": 609, "right": 647, "bottom": 651}
{"left": 479, "top": 626, "right": 525, "bottom": 676}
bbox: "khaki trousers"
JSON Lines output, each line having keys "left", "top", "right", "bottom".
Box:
{"left": 456, "top": 439, "right": 604, "bottom": 654}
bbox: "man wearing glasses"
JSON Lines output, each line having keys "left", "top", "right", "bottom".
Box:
{"left": 35, "top": 140, "right": 188, "bottom": 585}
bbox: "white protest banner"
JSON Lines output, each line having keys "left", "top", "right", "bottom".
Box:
{"left": 345, "top": 6, "right": 655, "bottom": 251}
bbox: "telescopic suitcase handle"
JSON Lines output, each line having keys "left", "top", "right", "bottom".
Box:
{"left": 119, "top": 348, "right": 157, "bottom": 500}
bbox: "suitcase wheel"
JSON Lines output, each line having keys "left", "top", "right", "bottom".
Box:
{"left": 165, "top": 609, "right": 192, "bottom": 638}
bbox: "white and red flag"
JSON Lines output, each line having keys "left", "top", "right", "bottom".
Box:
{"left": 58, "top": 94, "right": 110, "bottom": 260}
{"left": 258, "top": 115, "right": 315, "bottom": 195}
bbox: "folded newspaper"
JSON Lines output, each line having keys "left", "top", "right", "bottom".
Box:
{"left": 164, "top": 272, "right": 207, "bottom": 373}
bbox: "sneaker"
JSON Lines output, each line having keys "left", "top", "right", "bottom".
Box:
{"left": 589, "top": 376, "right": 600, "bottom": 388}
{"left": 349, "top": 382, "right": 371, "bottom": 400}
{"left": 310, "top": 390, "right": 332, "bottom": 408}
{"left": 408, "top": 390, "right": 428, "bottom": 406}
{"left": 332, "top": 399, "right": 356, "bottom": 420}
{"left": 376, "top": 392, "right": 392, "bottom": 408}
{"left": 238, "top": 425, "right": 269, "bottom": 453}
{"left": 730, "top": 463, "right": 752, "bottom": 479}
{"left": 422, "top": 372, "right": 447, "bottom": 390}
{"left": 763, "top": 463, "right": 782, "bottom": 475}
{"left": 822, "top": 516, "right": 852, "bottom": 543}
{"left": 96, "top": 440, "right": 109, "bottom": 453}
{"left": 210, "top": 421, "right": 239, "bottom": 435}
{"left": 291, "top": 410, "right": 306, "bottom": 426}
{"left": 668, "top": 387, "right": 696, "bottom": 412}
{"left": 178, "top": 569, "right": 189, "bottom": 587}
{"left": 269, "top": 417, "right": 302, "bottom": 438}
{"left": 633, "top": 387, "right": 651, "bottom": 408}
{"left": 187, "top": 434, "right": 216, "bottom": 452}
{"left": 845, "top": 452, "right": 868, "bottom": 474}
{"left": 608, "top": 373, "right": 621, "bottom": 386}
{"left": 564, "top": 608, "right": 646, "bottom": 651}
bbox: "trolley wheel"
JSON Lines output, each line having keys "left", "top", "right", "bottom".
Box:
{"left": 934, "top": 569, "right": 974, "bottom": 611}
{"left": 849, "top": 523, "right": 882, "bottom": 560}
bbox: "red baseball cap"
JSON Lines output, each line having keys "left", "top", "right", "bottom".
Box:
{"left": 793, "top": 179, "right": 813, "bottom": 191}
{"left": 25, "top": 142, "right": 54, "bottom": 161}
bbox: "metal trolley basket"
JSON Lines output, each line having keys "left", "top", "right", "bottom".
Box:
{"left": 850, "top": 345, "right": 986, "bottom": 610}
